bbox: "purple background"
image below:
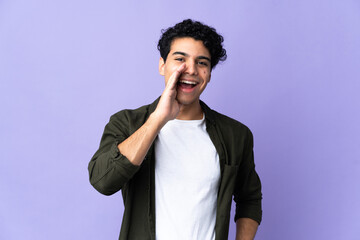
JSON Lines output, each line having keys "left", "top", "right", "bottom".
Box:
{"left": 1, "top": 0, "right": 359, "bottom": 239}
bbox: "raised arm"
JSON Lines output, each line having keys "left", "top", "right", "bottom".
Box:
{"left": 88, "top": 63, "right": 186, "bottom": 195}
{"left": 118, "top": 63, "right": 186, "bottom": 165}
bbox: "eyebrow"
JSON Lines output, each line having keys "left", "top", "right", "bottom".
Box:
{"left": 172, "top": 51, "right": 211, "bottom": 62}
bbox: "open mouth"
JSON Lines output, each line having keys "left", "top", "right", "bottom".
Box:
{"left": 177, "top": 80, "right": 198, "bottom": 89}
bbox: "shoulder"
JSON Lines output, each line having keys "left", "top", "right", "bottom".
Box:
{"left": 109, "top": 98, "right": 159, "bottom": 125}
{"left": 201, "top": 100, "right": 252, "bottom": 135}
{"left": 105, "top": 98, "right": 159, "bottom": 133}
{"left": 213, "top": 110, "right": 249, "bottom": 130}
{"left": 201, "top": 101, "right": 253, "bottom": 149}
{"left": 110, "top": 103, "right": 150, "bottom": 121}
{"left": 212, "top": 109, "right": 252, "bottom": 138}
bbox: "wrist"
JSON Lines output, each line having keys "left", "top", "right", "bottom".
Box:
{"left": 148, "top": 111, "right": 168, "bottom": 132}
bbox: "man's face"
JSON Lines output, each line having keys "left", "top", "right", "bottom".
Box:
{"left": 159, "top": 37, "right": 211, "bottom": 106}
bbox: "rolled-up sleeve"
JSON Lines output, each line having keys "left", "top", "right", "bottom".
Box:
{"left": 88, "top": 114, "right": 141, "bottom": 196}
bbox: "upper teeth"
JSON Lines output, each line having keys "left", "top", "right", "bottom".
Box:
{"left": 180, "top": 80, "right": 197, "bottom": 85}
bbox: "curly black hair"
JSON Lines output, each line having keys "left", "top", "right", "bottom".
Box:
{"left": 157, "top": 19, "right": 227, "bottom": 69}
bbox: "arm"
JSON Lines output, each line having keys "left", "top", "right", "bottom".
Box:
{"left": 118, "top": 63, "right": 186, "bottom": 166}
{"left": 88, "top": 63, "right": 186, "bottom": 194}
{"left": 236, "top": 218, "right": 258, "bottom": 240}
{"left": 234, "top": 128, "right": 262, "bottom": 236}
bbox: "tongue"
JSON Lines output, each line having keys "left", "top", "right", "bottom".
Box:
{"left": 178, "top": 83, "right": 195, "bottom": 89}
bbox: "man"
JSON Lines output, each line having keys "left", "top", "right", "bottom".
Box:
{"left": 88, "top": 19, "right": 262, "bottom": 240}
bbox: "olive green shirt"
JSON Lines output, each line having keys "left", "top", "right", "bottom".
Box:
{"left": 88, "top": 98, "right": 262, "bottom": 240}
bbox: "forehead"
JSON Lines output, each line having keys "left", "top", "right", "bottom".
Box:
{"left": 169, "top": 37, "right": 210, "bottom": 57}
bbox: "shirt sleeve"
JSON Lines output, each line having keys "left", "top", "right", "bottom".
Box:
{"left": 88, "top": 113, "right": 141, "bottom": 196}
{"left": 233, "top": 128, "right": 262, "bottom": 224}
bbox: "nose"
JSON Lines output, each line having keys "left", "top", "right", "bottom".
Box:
{"left": 184, "top": 60, "right": 198, "bottom": 75}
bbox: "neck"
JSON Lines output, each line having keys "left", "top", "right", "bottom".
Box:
{"left": 176, "top": 101, "right": 203, "bottom": 120}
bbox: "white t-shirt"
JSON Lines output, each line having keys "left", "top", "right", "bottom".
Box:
{"left": 155, "top": 115, "right": 220, "bottom": 240}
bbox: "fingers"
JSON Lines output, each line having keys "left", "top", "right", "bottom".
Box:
{"left": 166, "top": 63, "right": 186, "bottom": 90}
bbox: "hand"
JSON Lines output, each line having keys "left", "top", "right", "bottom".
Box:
{"left": 154, "top": 63, "right": 186, "bottom": 124}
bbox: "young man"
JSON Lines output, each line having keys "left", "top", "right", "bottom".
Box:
{"left": 88, "top": 19, "right": 262, "bottom": 240}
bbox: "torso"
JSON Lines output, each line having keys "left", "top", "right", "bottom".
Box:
{"left": 154, "top": 115, "right": 220, "bottom": 240}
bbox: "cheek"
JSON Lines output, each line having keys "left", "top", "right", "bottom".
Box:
{"left": 166, "top": 65, "right": 180, "bottom": 75}
{"left": 203, "top": 71, "right": 211, "bottom": 83}
{"left": 164, "top": 65, "right": 176, "bottom": 77}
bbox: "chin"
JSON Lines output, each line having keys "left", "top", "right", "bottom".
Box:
{"left": 176, "top": 95, "right": 198, "bottom": 106}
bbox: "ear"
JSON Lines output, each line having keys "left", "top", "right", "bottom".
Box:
{"left": 159, "top": 57, "right": 165, "bottom": 76}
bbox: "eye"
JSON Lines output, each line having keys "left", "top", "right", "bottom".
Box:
{"left": 198, "top": 61, "right": 208, "bottom": 66}
{"left": 175, "top": 58, "right": 184, "bottom": 62}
